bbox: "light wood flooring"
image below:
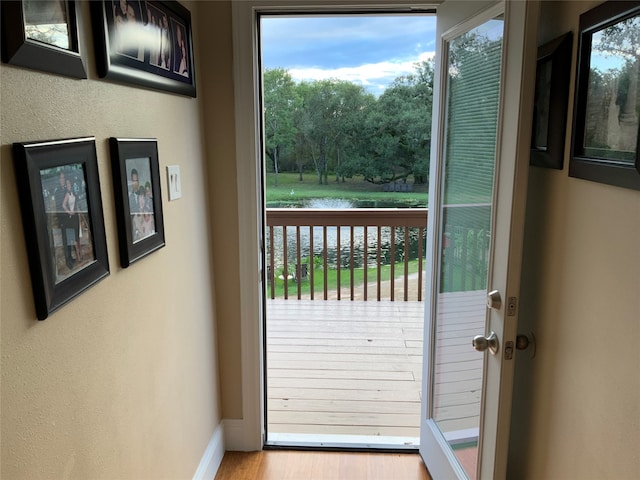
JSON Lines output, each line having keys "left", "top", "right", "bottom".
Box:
{"left": 214, "top": 450, "right": 431, "bottom": 480}
{"left": 266, "top": 291, "right": 485, "bottom": 443}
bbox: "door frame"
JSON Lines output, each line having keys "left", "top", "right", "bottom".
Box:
{"left": 231, "top": 0, "right": 442, "bottom": 451}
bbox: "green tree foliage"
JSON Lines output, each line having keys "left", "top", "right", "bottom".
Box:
{"left": 596, "top": 16, "right": 639, "bottom": 120}
{"left": 263, "top": 68, "right": 301, "bottom": 186}
{"left": 262, "top": 61, "right": 433, "bottom": 186}
{"left": 347, "top": 61, "right": 433, "bottom": 185}
{"left": 295, "top": 79, "right": 373, "bottom": 184}
{"left": 586, "top": 16, "right": 639, "bottom": 158}
{"left": 597, "top": 16, "right": 640, "bottom": 62}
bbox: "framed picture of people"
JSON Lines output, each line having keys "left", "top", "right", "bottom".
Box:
{"left": 12, "top": 137, "right": 110, "bottom": 320}
{"left": 109, "top": 138, "right": 165, "bottom": 267}
{"left": 91, "top": 1, "right": 196, "bottom": 97}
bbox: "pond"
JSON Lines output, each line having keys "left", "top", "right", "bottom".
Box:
{"left": 266, "top": 198, "right": 427, "bottom": 271}
{"left": 266, "top": 198, "right": 427, "bottom": 209}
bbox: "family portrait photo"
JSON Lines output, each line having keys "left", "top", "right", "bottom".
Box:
{"left": 126, "top": 157, "right": 156, "bottom": 243}
{"left": 92, "top": 0, "right": 196, "bottom": 96}
{"left": 13, "top": 137, "right": 110, "bottom": 320}
{"left": 40, "top": 164, "right": 95, "bottom": 283}
{"left": 110, "top": 137, "right": 165, "bottom": 268}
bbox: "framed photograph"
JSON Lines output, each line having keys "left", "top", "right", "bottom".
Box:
{"left": 91, "top": 1, "right": 196, "bottom": 97}
{"left": 12, "top": 137, "right": 109, "bottom": 320}
{"left": 109, "top": 138, "right": 165, "bottom": 267}
{"left": 570, "top": 1, "right": 640, "bottom": 190}
{"left": 1, "top": 0, "right": 87, "bottom": 78}
{"left": 530, "top": 32, "right": 573, "bottom": 169}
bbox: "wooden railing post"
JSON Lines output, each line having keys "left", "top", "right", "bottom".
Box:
{"left": 265, "top": 208, "right": 429, "bottom": 302}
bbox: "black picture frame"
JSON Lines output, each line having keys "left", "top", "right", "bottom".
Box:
{"left": 109, "top": 138, "right": 165, "bottom": 267}
{"left": 570, "top": 1, "right": 640, "bottom": 190}
{"left": 91, "top": 1, "right": 196, "bottom": 97}
{"left": 530, "top": 32, "right": 573, "bottom": 169}
{"left": 12, "top": 137, "right": 110, "bottom": 320}
{"left": 1, "top": 0, "right": 87, "bottom": 78}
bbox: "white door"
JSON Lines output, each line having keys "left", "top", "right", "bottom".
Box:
{"left": 419, "top": 1, "right": 538, "bottom": 478}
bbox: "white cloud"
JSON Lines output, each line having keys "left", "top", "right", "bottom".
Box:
{"left": 287, "top": 51, "right": 435, "bottom": 92}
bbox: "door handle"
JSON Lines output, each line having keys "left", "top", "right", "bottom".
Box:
{"left": 473, "top": 331, "right": 499, "bottom": 355}
{"left": 516, "top": 332, "right": 536, "bottom": 358}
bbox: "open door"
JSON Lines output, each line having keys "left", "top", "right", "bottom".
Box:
{"left": 419, "top": 0, "right": 538, "bottom": 478}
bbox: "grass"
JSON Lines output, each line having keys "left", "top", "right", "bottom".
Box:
{"left": 267, "top": 258, "right": 423, "bottom": 298}
{"left": 265, "top": 172, "right": 491, "bottom": 206}
{"left": 267, "top": 258, "right": 487, "bottom": 298}
{"left": 265, "top": 172, "right": 428, "bottom": 206}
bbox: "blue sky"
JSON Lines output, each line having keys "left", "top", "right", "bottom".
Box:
{"left": 260, "top": 14, "right": 437, "bottom": 95}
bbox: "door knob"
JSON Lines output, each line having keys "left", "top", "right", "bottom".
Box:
{"left": 516, "top": 332, "right": 536, "bottom": 358}
{"left": 473, "top": 331, "right": 499, "bottom": 355}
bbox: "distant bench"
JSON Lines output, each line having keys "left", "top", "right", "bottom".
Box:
{"left": 383, "top": 182, "right": 413, "bottom": 192}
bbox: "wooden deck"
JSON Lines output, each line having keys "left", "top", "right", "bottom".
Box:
{"left": 265, "top": 291, "right": 485, "bottom": 445}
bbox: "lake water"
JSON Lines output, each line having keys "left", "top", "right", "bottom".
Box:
{"left": 266, "top": 198, "right": 426, "bottom": 270}
{"left": 267, "top": 198, "right": 426, "bottom": 209}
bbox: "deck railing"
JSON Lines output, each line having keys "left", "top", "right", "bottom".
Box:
{"left": 265, "top": 205, "right": 491, "bottom": 302}
{"left": 266, "top": 208, "right": 428, "bottom": 301}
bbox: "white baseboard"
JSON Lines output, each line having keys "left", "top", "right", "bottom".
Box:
{"left": 193, "top": 423, "right": 225, "bottom": 480}
{"left": 222, "top": 419, "right": 248, "bottom": 451}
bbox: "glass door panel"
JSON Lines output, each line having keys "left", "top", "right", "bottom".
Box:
{"left": 431, "top": 17, "right": 503, "bottom": 478}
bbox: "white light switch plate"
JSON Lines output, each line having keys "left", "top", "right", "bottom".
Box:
{"left": 167, "top": 165, "right": 182, "bottom": 201}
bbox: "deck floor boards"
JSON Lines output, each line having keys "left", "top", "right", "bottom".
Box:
{"left": 266, "top": 292, "right": 485, "bottom": 443}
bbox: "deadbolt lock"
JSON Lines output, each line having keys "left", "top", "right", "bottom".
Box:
{"left": 487, "top": 290, "right": 501, "bottom": 310}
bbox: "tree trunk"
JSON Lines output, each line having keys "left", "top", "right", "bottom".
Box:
{"left": 273, "top": 146, "right": 279, "bottom": 187}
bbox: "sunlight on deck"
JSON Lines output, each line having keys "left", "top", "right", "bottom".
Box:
{"left": 266, "top": 292, "right": 485, "bottom": 446}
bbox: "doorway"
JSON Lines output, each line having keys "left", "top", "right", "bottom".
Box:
{"left": 231, "top": 1, "right": 537, "bottom": 476}
{"left": 258, "top": 11, "right": 435, "bottom": 449}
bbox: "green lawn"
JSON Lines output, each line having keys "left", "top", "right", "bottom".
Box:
{"left": 265, "top": 172, "right": 428, "bottom": 206}
{"left": 267, "top": 258, "right": 423, "bottom": 298}
{"left": 267, "top": 258, "right": 487, "bottom": 297}
{"left": 265, "top": 172, "right": 490, "bottom": 206}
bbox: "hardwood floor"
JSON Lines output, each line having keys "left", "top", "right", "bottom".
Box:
{"left": 214, "top": 450, "right": 431, "bottom": 480}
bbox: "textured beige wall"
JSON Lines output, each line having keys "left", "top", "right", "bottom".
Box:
{"left": 509, "top": 1, "right": 640, "bottom": 478}
{"left": 198, "top": 1, "right": 243, "bottom": 420}
{"left": 0, "top": 2, "right": 221, "bottom": 479}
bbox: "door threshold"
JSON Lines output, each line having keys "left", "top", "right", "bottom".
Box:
{"left": 265, "top": 432, "right": 419, "bottom": 451}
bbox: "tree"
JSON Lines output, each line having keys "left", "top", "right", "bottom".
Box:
{"left": 585, "top": 16, "right": 640, "bottom": 157}
{"left": 344, "top": 60, "right": 433, "bottom": 185}
{"left": 263, "top": 69, "right": 300, "bottom": 186}
{"left": 296, "top": 79, "right": 370, "bottom": 184}
{"left": 262, "top": 62, "right": 434, "bottom": 186}
{"left": 330, "top": 82, "right": 375, "bottom": 183}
